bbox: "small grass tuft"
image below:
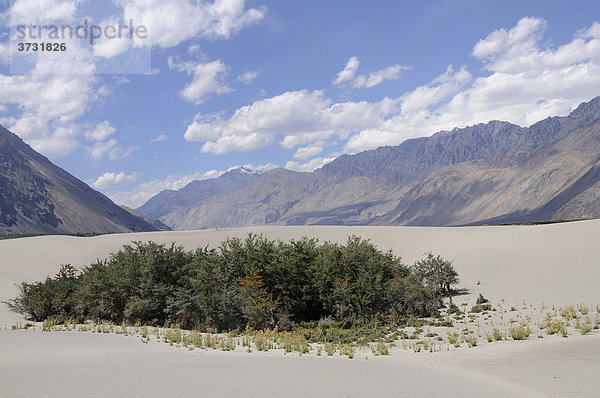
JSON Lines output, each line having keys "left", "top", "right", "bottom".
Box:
{"left": 510, "top": 324, "right": 531, "bottom": 340}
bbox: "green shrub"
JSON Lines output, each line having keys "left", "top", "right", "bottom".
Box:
{"left": 4, "top": 236, "right": 458, "bottom": 335}
{"left": 412, "top": 253, "right": 459, "bottom": 297}
{"left": 4, "top": 265, "right": 78, "bottom": 322}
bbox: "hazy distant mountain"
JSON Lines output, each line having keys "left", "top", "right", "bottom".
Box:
{"left": 138, "top": 96, "right": 600, "bottom": 229}
{"left": 0, "top": 126, "right": 157, "bottom": 236}
{"left": 136, "top": 167, "right": 263, "bottom": 224}
{"left": 120, "top": 206, "right": 171, "bottom": 231}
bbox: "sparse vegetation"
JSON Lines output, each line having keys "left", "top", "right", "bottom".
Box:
{"left": 470, "top": 294, "right": 492, "bottom": 313}
{"left": 465, "top": 334, "right": 478, "bottom": 347}
{"left": 580, "top": 322, "right": 593, "bottom": 335}
{"left": 6, "top": 234, "right": 596, "bottom": 360}
{"left": 510, "top": 324, "right": 531, "bottom": 340}
{"left": 544, "top": 319, "right": 566, "bottom": 336}
{"left": 447, "top": 331, "right": 460, "bottom": 347}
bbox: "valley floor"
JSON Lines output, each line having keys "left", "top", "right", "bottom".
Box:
{"left": 1, "top": 221, "right": 599, "bottom": 397}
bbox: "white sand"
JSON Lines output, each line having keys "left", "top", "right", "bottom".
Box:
{"left": 0, "top": 330, "right": 540, "bottom": 398}
{"left": 1, "top": 221, "right": 599, "bottom": 397}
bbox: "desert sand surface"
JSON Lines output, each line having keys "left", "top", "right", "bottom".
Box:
{"left": 1, "top": 221, "right": 599, "bottom": 397}
{"left": 1, "top": 329, "right": 541, "bottom": 398}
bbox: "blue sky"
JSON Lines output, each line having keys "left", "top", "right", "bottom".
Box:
{"left": 1, "top": 0, "right": 600, "bottom": 207}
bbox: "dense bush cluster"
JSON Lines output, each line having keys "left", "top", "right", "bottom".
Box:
{"left": 5, "top": 235, "right": 459, "bottom": 331}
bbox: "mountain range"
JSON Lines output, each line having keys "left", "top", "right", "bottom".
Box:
{"left": 0, "top": 126, "right": 159, "bottom": 236}
{"left": 137, "top": 96, "right": 600, "bottom": 229}
{"left": 2, "top": 96, "right": 600, "bottom": 236}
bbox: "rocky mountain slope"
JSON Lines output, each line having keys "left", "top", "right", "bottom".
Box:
{"left": 139, "top": 96, "right": 600, "bottom": 229}
{"left": 0, "top": 126, "right": 157, "bottom": 236}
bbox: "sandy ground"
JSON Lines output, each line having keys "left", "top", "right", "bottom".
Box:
{"left": 1, "top": 221, "right": 600, "bottom": 397}
{"left": 1, "top": 330, "right": 541, "bottom": 398}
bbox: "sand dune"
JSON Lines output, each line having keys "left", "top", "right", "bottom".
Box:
{"left": 1, "top": 221, "right": 599, "bottom": 397}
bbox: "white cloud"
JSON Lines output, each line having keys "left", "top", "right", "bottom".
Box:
{"left": 89, "top": 139, "right": 118, "bottom": 160}
{"left": 0, "top": 66, "right": 98, "bottom": 158}
{"left": 0, "top": 0, "right": 265, "bottom": 160}
{"left": 82, "top": 122, "right": 137, "bottom": 162}
{"left": 188, "top": 44, "right": 202, "bottom": 55}
{"left": 97, "top": 85, "right": 111, "bottom": 97}
{"left": 92, "top": 22, "right": 133, "bottom": 59}
{"left": 184, "top": 89, "right": 398, "bottom": 154}
{"left": 334, "top": 56, "right": 409, "bottom": 88}
{"left": 150, "top": 134, "right": 170, "bottom": 143}
{"left": 293, "top": 145, "right": 323, "bottom": 160}
{"left": 169, "top": 57, "right": 232, "bottom": 104}
{"left": 92, "top": 171, "right": 141, "bottom": 189}
{"left": 286, "top": 156, "right": 337, "bottom": 172}
{"left": 344, "top": 18, "right": 600, "bottom": 153}
{"left": 472, "top": 17, "right": 547, "bottom": 72}
{"left": 333, "top": 56, "right": 360, "bottom": 85}
{"left": 400, "top": 65, "right": 472, "bottom": 114}
{"left": 0, "top": 3, "right": 102, "bottom": 160}
{"left": 353, "top": 64, "right": 410, "bottom": 88}
{"left": 119, "top": 0, "right": 267, "bottom": 48}
{"left": 85, "top": 121, "right": 117, "bottom": 141}
{"left": 89, "top": 139, "right": 138, "bottom": 161}
{"left": 8, "top": 0, "right": 77, "bottom": 25}
{"left": 237, "top": 70, "right": 258, "bottom": 84}
{"left": 187, "top": 18, "right": 600, "bottom": 161}
{"left": 0, "top": 42, "right": 9, "bottom": 65}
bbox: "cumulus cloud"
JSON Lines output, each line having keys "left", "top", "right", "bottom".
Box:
{"left": 293, "top": 145, "right": 323, "bottom": 160}
{"left": 0, "top": 1, "right": 105, "bottom": 159}
{"left": 85, "top": 121, "right": 117, "bottom": 141}
{"left": 187, "top": 18, "right": 600, "bottom": 162}
{"left": 169, "top": 57, "right": 232, "bottom": 104}
{"left": 92, "top": 171, "right": 141, "bottom": 189}
{"left": 472, "top": 17, "right": 547, "bottom": 72}
{"left": 184, "top": 89, "right": 398, "bottom": 154}
{"left": 400, "top": 65, "right": 472, "bottom": 114}
{"left": 119, "top": 0, "right": 267, "bottom": 48}
{"left": 0, "top": 65, "right": 97, "bottom": 158}
{"left": 345, "top": 17, "right": 600, "bottom": 152}
{"left": 334, "top": 56, "right": 409, "bottom": 88}
{"left": 0, "top": 0, "right": 265, "bottom": 159}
